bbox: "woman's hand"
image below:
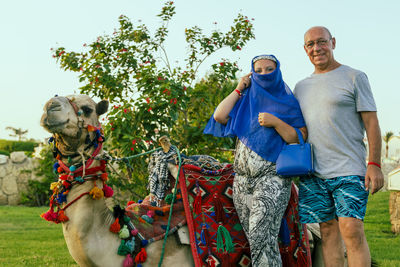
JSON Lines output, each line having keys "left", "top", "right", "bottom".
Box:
{"left": 258, "top": 112, "right": 279, "bottom": 127}
{"left": 236, "top": 72, "right": 252, "bottom": 92}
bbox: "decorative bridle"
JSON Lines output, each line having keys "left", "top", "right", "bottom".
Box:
{"left": 41, "top": 97, "right": 114, "bottom": 223}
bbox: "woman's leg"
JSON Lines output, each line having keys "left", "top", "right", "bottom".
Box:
{"left": 248, "top": 174, "right": 291, "bottom": 267}
{"left": 233, "top": 174, "right": 252, "bottom": 236}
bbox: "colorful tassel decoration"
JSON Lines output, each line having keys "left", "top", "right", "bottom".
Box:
{"left": 193, "top": 189, "right": 202, "bottom": 214}
{"left": 57, "top": 209, "right": 69, "bottom": 222}
{"left": 141, "top": 215, "right": 154, "bottom": 224}
{"left": 89, "top": 184, "right": 104, "bottom": 200}
{"left": 123, "top": 254, "right": 134, "bottom": 267}
{"left": 216, "top": 224, "right": 234, "bottom": 253}
{"left": 126, "top": 239, "right": 135, "bottom": 253}
{"left": 119, "top": 225, "right": 130, "bottom": 239}
{"left": 117, "top": 240, "right": 131, "bottom": 256}
{"left": 213, "top": 194, "right": 225, "bottom": 224}
{"left": 102, "top": 184, "right": 114, "bottom": 198}
{"left": 200, "top": 224, "right": 211, "bottom": 246}
{"left": 87, "top": 125, "right": 96, "bottom": 132}
{"left": 110, "top": 218, "right": 121, "bottom": 233}
{"left": 131, "top": 229, "right": 138, "bottom": 236}
{"left": 127, "top": 200, "right": 135, "bottom": 206}
{"left": 41, "top": 208, "right": 59, "bottom": 223}
{"left": 146, "top": 210, "right": 155, "bottom": 218}
{"left": 50, "top": 182, "right": 58, "bottom": 190}
{"left": 101, "top": 173, "right": 108, "bottom": 181}
{"left": 141, "top": 239, "right": 148, "bottom": 247}
{"left": 134, "top": 248, "right": 147, "bottom": 264}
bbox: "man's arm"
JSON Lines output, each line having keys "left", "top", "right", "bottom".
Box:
{"left": 361, "top": 111, "right": 384, "bottom": 194}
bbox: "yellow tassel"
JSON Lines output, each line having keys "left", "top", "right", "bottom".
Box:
{"left": 89, "top": 185, "right": 104, "bottom": 200}
{"left": 50, "top": 182, "right": 58, "bottom": 190}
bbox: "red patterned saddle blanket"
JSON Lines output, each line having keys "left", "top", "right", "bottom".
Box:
{"left": 179, "top": 164, "right": 312, "bottom": 267}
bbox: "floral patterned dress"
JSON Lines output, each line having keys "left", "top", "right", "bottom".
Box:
{"left": 233, "top": 140, "right": 291, "bottom": 267}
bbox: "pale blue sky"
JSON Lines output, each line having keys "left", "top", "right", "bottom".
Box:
{"left": 1, "top": 0, "right": 399, "bottom": 141}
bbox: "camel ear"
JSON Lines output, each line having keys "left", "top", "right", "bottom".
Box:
{"left": 96, "top": 100, "right": 109, "bottom": 116}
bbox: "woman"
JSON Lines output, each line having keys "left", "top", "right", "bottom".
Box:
{"left": 204, "top": 54, "right": 307, "bottom": 267}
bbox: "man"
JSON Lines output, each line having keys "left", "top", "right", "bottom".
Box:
{"left": 294, "top": 26, "right": 384, "bottom": 267}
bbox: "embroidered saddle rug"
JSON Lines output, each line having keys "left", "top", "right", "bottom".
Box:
{"left": 178, "top": 164, "right": 312, "bottom": 267}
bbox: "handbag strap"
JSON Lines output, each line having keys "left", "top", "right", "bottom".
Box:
{"left": 294, "top": 128, "right": 305, "bottom": 145}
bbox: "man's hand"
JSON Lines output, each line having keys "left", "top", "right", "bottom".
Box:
{"left": 365, "top": 165, "right": 384, "bottom": 194}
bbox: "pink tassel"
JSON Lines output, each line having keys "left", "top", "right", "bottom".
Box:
{"left": 146, "top": 210, "right": 155, "bottom": 218}
{"left": 102, "top": 183, "right": 114, "bottom": 197}
{"left": 131, "top": 229, "right": 139, "bottom": 236}
{"left": 123, "top": 254, "right": 134, "bottom": 267}
{"left": 41, "top": 208, "right": 59, "bottom": 223}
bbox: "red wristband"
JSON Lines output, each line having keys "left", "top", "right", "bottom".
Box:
{"left": 368, "top": 162, "right": 381, "bottom": 168}
{"left": 234, "top": 89, "right": 242, "bottom": 97}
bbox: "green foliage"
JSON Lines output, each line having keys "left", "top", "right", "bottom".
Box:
{"left": 53, "top": 2, "right": 254, "bottom": 197}
{"left": 0, "top": 139, "right": 39, "bottom": 153}
{"left": 20, "top": 144, "right": 57, "bottom": 206}
{"left": 0, "top": 150, "right": 10, "bottom": 156}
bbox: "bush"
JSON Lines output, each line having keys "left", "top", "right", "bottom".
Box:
{"left": 0, "top": 139, "right": 39, "bottom": 154}
{"left": 20, "top": 144, "right": 57, "bottom": 206}
{"left": 0, "top": 150, "right": 10, "bottom": 156}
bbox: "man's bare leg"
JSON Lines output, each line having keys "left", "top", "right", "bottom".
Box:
{"left": 320, "top": 219, "right": 345, "bottom": 267}
{"left": 339, "top": 217, "right": 371, "bottom": 267}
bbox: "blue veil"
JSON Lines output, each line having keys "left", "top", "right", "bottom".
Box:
{"left": 203, "top": 54, "right": 305, "bottom": 163}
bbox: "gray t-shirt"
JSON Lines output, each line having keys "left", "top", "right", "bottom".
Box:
{"left": 294, "top": 65, "right": 377, "bottom": 179}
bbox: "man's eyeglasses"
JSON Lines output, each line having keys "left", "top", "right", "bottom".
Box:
{"left": 305, "top": 38, "right": 331, "bottom": 50}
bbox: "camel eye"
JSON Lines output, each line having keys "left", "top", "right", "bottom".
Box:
{"left": 81, "top": 106, "right": 93, "bottom": 116}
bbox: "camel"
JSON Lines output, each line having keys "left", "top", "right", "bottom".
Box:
{"left": 40, "top": 94, "right": 193, "bottom": 267}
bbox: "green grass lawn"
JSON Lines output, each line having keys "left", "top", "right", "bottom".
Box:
{"left": 364, "top": 191, "right": 400, "bottom": 267}
{"left": 0, "top": 191, "right": 399, "bottom": 266}
{"left": 0, "top": 206, "right": 77, "bottom": 267}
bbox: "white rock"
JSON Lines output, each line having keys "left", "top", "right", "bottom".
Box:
{"left": 10, "top": 151, "right": 27, "bottom": 164}
{"left": 2, "top": 176, "right": 18, "bottom": 195}
{"left": 0, "top": 191, "right": 7, "bottom": 205}
{"left": 0, "top": 155, "right": 8, "bottom": 165}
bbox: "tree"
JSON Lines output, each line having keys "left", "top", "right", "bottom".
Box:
{"left": 383, "top": 131, "right": 394, "bottom": 158}
{"left": 6, "top": 127, "right": 28, "bottom": 141}
{"left": 53, "top": 1, "right": 255, "bottom": 199}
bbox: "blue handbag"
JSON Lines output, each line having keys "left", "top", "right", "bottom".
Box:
{"left": 276, "top": 128, "right": 314, "bottom": 177}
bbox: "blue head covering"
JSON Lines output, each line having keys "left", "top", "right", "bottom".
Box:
{"left": 203, "top": 54, "right": 305, "bottom": 162}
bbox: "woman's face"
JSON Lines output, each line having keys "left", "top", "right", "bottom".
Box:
{"left": 253, "top": 59, "right": 276, "bottom": 75}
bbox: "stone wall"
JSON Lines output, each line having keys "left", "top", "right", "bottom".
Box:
{"left": 0, "top": 152, "right": 40, "bottom": 205}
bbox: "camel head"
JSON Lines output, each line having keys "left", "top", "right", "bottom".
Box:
{"left": 41, "top": 95, "right": 108, "bottom": 156}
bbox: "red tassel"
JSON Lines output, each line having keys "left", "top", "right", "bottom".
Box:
{"left": 213, "top": 193, "right": 225, "bottom": 224}
{"left": 59, "top": 175, "right": 68, "bottom": 181}
{"left": 127, "top": 200, "right": 135, "bottom": 206}
{"left": 57, "top": 209, "right": 69, "bottom": 222}
{"left": 102, "top": 183, "right": 114, "bottom": 197}
{"left": 41, "top": 208, "right": 60, "bottom": 224}
{"left": 134, "top": 248, "right": 147, "bottom": 263}
{"left": 101, "top": 173, "right": 108, "bottom": 181}
{"left": 201, "top": 225, "right": 211, "bottom": 246}
{"left": 296, "top": 247, "right": 309, "bottom": 267}
{"left": 110, "top": 218, "right": 121, "bottom": 233}
{"left": 193, "top": 189, "right": 202, "bottom": 214}
{"left": 280, "top": 247, "right": 291, "bottom": 267}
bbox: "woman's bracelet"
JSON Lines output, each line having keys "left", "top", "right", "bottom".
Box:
{"left": 234, "top": 89, "right": 242, "bottom": 97}
{"left": 368, "top": 161, "right": 381, "bottom": 168}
